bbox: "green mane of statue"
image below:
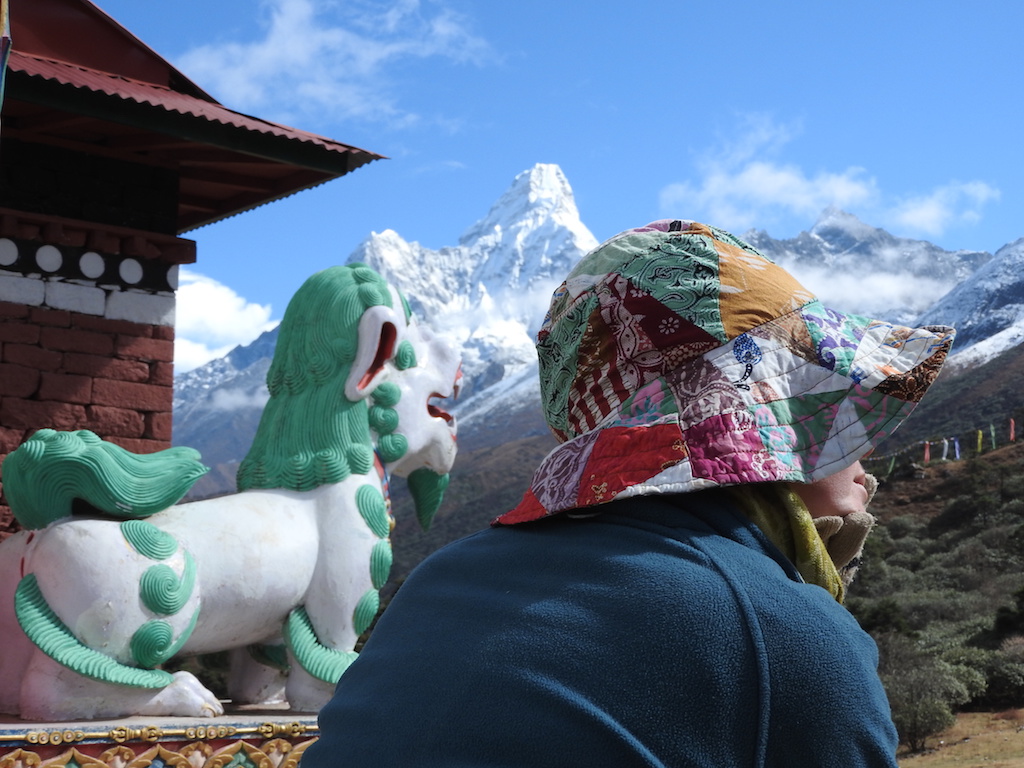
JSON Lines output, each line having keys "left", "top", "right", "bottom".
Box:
{"left": 237, "top": 263, "right": 410, "bottom": 493}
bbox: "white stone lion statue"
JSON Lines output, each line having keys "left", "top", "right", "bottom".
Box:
{"left": 0, "top": 263, "right": 460, "bottom": 721}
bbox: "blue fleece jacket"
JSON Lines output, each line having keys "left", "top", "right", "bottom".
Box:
{"left": 303, "top": 492, "right": 898, "bottom": 767}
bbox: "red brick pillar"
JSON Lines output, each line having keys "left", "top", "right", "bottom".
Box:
{"left": 0, "top": 215, "right": 194, "bottom": 538}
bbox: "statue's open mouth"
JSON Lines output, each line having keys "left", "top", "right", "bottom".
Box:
{"left": 428, "top": 366, "right": 462, "bottom": 426}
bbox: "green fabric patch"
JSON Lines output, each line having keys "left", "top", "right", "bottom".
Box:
{"left": 563, "top": 230, "right": 665, "bottom": 288}
{"left": 802, "top": 299, "right": 863, "bottom": 377}
{"left": 849, "top": 388, "right": 913, "bottom": 446}
{"left": 755, "top": 392, "right": 844, "bottom": 474}
{"left": 613, "top": 378, "right": 679, "bottom": 426}
{"left": 618, "top": 234, "right": 725, "bottom": 343}
{"left": 538, "top": 293, "right": 599, "bottom": 434}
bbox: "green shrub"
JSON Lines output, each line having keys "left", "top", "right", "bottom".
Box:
{"left": 886, "top": 515, "right": 925, "bottom": 540}
{"left": 850, "top": 597, "right": 910, "bottom": 636}
{"left": 1000, "top": 498, "right": 1024, "bottom": 517}
{"left": 877, "top": 634, "right": 973, "bottom": 753}
{"left": 897, "top": 590, "right": 991, "bottom": 631}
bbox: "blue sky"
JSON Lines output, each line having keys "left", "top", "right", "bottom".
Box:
{"left": 94, "top": 0, "right": 1024, "bottom": 371}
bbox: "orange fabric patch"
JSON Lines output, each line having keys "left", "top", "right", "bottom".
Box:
{"left": 717, "top": 241, "right": 816, "bottom": 340}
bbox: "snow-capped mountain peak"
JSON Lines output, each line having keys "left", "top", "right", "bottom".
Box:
{"left": 460, "top": 163, "right": 581, "bottom": 246}
{"left": 174, "top": 164, "right": 601, "bottom": 472}
{"left": 338, "top": 164, "right": 599, "bottom": 408}
{"left": 809, "top": 206, "right": 881, "bottom": 244}
{"left": 456, "top": 163, "right": 598, "bottom": 293}
{"left": 745, "top": 211, "right": 992, "bottom": 324}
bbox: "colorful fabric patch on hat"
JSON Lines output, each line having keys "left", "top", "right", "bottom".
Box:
{"left": 683, "top": 411, "right": 789, "bottom": 486}
{"left": 576, "top": 423, "right": 688, "bottom": 507}
{"left": 493, "top": 220, "right": 955, "bottom": 526}
{"left": 529, "top": 428, "right": 602, "bottom": 513}
{"left": 801, "top": 301, "right": 867, "bottom": 378}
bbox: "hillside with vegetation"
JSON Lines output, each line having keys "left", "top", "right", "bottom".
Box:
{"left": 853, "top": 440, "right": 1024, "bottom": 755}
{"left": 880, "top": 344, "right": 1024, "bottom": 457}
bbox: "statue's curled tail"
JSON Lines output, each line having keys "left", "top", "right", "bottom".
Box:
{"left": 3, "top": 429, "right": 208, "bottom": 529}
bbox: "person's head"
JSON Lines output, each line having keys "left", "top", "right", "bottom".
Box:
{"left": 499, "top": 219, "right": 953, "bottom": 525}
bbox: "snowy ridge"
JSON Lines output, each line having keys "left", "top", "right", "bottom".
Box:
{"left": 173, "top": 326, "right": 277, "bottom": 418}
{"left": 745, "top": 207, "right": 991, "bottom": 324}
{"left": 916, "top": 237, "right": 1024, "bottom": 366}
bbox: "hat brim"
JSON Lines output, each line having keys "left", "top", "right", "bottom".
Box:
{"left": 495, "top": 302, "right": 954, "bottom": 525}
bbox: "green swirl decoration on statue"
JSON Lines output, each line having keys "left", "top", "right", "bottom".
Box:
{"left": 140, "top": 554, "right": 197, "bottom": 616}
{"left": 130, "top": 610, "right": 200, "bottom": 668}
{"left": 285, "top": 606, "right": 358, "bottom": 683}
{"left": 14, "top": 574, "right": 173, "bottom": 688}
{"left": 121, "top": 519, "right": 179, "bottom": 560}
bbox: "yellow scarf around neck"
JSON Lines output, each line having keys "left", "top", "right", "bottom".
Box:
{"left": 727, "top": 484, "right": 845, "bottom": 603}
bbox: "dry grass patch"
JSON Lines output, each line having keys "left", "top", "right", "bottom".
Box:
{"left": 899, "top": 711, "right": 1024, "bottom": 767}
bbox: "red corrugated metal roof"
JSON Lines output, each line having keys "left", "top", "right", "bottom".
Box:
{"left": 9, "top": 50, "right": 377, "bottom": 159}
{"left": 2, "top": 0, "right": 386, "bottom": 232}
{"left": 9, "top": 0, "right": 214, "bottom": 97}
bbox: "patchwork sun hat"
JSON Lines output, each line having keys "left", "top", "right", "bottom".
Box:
{"left": 496, "top": 219, "right": 955, "bottom": 525}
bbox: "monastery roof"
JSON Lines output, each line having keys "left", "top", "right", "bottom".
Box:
{"left": 3, "top": 0, "right": 384, "bottom": 232}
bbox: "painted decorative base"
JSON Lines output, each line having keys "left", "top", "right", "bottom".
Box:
{"left": 0, "top": 712, "right": 318, "bottom": 768}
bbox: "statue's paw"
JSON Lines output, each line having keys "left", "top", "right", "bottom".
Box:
{"left": 140, "top": 671, "right": 224, "bottom": 717}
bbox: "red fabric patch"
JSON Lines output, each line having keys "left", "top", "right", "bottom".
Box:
{"left": 576, "top": 424, "right": 688, "bottom": 507}
{"left": 493, "top": 488, "right": 546, "bottom": 526}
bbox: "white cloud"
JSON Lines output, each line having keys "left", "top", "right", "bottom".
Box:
{"left": 891, "top": 181, "right": 1001, "bottom": 236}
{"left": 784, "top": 263, "right": 955, "bottom": 319}
{"left": 174, "top": 270, "right": 278, "bottom": 373}
{"left": 659, "top": 116, "right": 877, "bottom": 232}
{"left": 659, "top": 115, "right": 998, "bottom": 240}
{"left": 176, "top": 0, "right": 491, "bottom": 126}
